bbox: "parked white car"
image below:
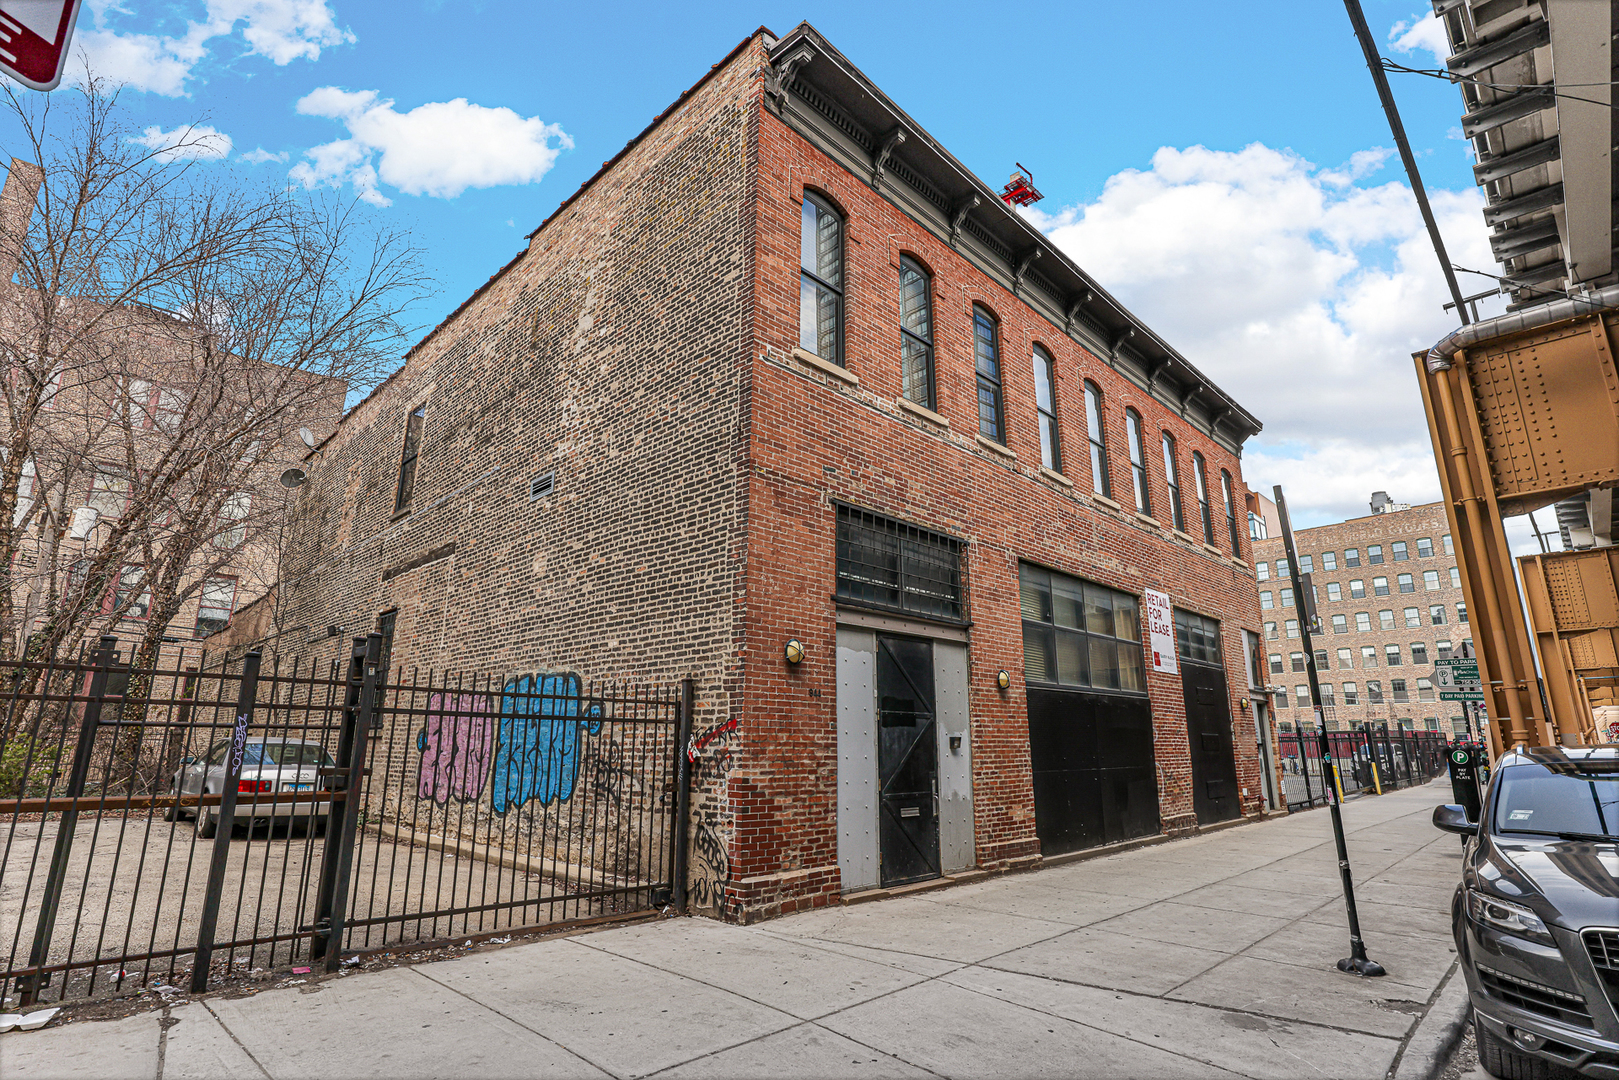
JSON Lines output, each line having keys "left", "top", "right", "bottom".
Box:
{"left": 167, "top": 737, "right": 336, "bottom": 836}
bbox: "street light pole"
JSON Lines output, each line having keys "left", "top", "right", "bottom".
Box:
{"left": 1274, "top": 485, "right": 1386, "bottom": 978}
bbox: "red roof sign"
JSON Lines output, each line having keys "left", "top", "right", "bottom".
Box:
{"left": 0, "top": 0, "right": 84, "bottom": 91}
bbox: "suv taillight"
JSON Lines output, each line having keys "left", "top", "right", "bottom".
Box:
{"left": 238, "top": 779, "right": 271, "bottom": 794}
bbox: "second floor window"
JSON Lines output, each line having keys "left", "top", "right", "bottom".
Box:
{"left": 898, "top": 258, "right": 934, "bottom": 408}
{"left": 1162, "top": 432, "right": 1184, "bottom": 531}
{"left": 1221, "top": 470, "right": 1240, "bottom": 555}
{"left": 394, "top": 403, "right": 426, "bottom": 514}
{"left": 1192, "top": 452, "right": 1213, "bottom": 545}
{"left": 799, "top": 193, "right": 843, "bottom": 363}
{"left": 973, "top": 306, "right": 1005, "bottom": 443}
{"left": 1032, "top": 345, "right": 1061, "bottom": 471}
{"left": 1126, "top": 408, "right": 1150, "bottom": 514}
{"left": 1083, "top": 381, "right": 1110, "bottom": 498}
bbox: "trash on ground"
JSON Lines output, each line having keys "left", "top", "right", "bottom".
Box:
{"left": 0, "top": 1007, "right": 60, "bottom": 1032}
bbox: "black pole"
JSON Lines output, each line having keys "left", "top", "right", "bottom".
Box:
{"left": 669, "top": 677, "right": 695, "bottom": 914}
{"left": 19, "top": 636, "right": 117, "bottom": 1005}
{"left": 1342, "top": 0, "right": 1472, "bottom": 323}
{"left": 317, "top": 633, "right": 381, "bottom": 972}
{"left": 190, "top": 649, "right": 262, "bottom": 993}
{"left": 1274, "top": 486, "right": 1386, "bottom": 978}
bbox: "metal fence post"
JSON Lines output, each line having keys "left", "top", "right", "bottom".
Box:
{"left": 669, "top": 678, "right": 695, "bottom": 914}
{"left": 189, "top": 650, "right": 261, "bottom": 994}
{"left": 18, "top": 637, "right": 117, "bottom": 1006}
{"left": 311, "top": 634, "right": 381, "bottom": 971}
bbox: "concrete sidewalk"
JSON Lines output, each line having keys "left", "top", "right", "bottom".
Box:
{"left": 1, "top": 781, "right": 1466, "bottom": 1079}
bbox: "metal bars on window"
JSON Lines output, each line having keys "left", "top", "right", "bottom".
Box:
{"left": 834, "top": 504, "right": 964, "bottom": 621}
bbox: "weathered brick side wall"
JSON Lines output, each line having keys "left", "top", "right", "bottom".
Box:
{"left": 1253, "top": 501, "right": 1470, "bottom": 731}
{"left": 726, "top": 105, "right": 1269, "bottom": 921}
{"left": 275, "top": 37, "right": 773, "bottom": 913}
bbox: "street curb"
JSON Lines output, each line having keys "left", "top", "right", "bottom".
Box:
{"left": 1394, "top": 963, "right": 1470, "bottom": 1080}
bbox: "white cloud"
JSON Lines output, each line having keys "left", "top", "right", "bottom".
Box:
{"left": 1389, "top": 12, "right": 1450, "bottom": 65}
{"left": 239, "top": 146, "right": 289, "bottom": 164}
{"left": 67, "top": 0, "right": 352, "bottom": 97}
{"left": 290, "top": 88, "right": 573, "bottom": 206}
{"left": 1024, "top": 143, "right": 1501, "bottom": 528}
{"left": 131, "top": 123, "right": 233, "bottom": 160}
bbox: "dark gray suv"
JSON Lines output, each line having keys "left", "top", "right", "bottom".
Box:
{"left": 1435, "top": 745, "right": 1619, "bottom": 1079}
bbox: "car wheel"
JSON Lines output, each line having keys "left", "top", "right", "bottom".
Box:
{"left": 196, "top": 803, "right": 217, "bottom": 839}
{"left": 1476, "top": 1017, "right": 1552, "bottom": 1080}
{"left": 164, "top": 785, "right": 179, "bottom": 822}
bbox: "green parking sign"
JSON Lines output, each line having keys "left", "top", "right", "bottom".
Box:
{"left": 1434, "top": 658, "right": 1483, "bottom": 702}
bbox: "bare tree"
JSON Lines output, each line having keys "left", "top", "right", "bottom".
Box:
{"left": 0, "top": 77, "right": 429, "bottom": 737}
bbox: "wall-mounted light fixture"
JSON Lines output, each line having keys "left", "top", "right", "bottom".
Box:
{"left": 784, "top": 639, "right": 804, "bottom": 664}
{"left": 996, "top": 669, "right": 1011, "bottom": 691}
{"left": 1239, "top": 697, "right": 1250, "bottom": 710}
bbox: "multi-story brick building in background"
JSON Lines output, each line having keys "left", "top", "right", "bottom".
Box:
{"left": 1252, "top": 496, "right": 1474, "bottom": 736}
{"left": 231, "top": 23, "right": 1277, "bottom": 922}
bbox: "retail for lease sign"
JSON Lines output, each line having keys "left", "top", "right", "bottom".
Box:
{"left": 1144, "top": 588, "right": 1177, "bottom": 674}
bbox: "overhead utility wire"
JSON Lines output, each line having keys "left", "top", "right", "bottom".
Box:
{"left": 1381, "top": 58, "right": 1615, "bottom": 111}
{"left": 1342, "top": 0, "right": 1472, "bottom": 323}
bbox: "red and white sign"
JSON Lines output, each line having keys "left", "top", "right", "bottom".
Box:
{"left": 1144, "top": 588, "right": 1177, "bottom": 675}
{"left": 0, "top": 1, "right": 83, "bottom": 91}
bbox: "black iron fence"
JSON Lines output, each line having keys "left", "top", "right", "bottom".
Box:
{"left": 1276, "top": 728, "right": 1447, "bottom": 811}
{"left": 0, "top": 634, "right": 688, "bottom": 1006}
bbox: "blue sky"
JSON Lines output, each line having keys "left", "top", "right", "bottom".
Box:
{"left": 9, "top": 1, "right": 1513, "bottom": 531}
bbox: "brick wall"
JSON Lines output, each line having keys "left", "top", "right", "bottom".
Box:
{"left": 726, "top": 104, "right": 1269, "bottom": 919}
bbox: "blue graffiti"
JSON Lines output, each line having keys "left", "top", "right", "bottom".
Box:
{"left": 489, "top": 672, "right": 604, "bottom": 814}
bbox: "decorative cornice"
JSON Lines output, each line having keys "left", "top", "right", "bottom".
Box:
{"left": 1013, "top": 248, "right": 1042, "bottom": 297}
{"left": 765, "top": 44, "right": 815, "bottom": 114}
{"left": 949, "top": 196, "right": 980, "bottom": 248}
{"left": 872, "top": 127, "right": 907, "bottom": 192}
{"left": 1065, "top": 291, "right": 1093, "bottom": 336}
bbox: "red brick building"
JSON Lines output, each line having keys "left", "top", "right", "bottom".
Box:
{"left": 265, "top": 24, "right": 1272, "bottom": 922}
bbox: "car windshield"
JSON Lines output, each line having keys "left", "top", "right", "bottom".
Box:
{"left": 241, "top": 743, "right": 334, "bottom": 768}
{"left": 1494, "top": 761, "right": 1619, "bottom": 840}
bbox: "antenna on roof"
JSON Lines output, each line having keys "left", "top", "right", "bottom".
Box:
{"left": 1000, "top": 163, "right": 1043, "bottom": 207}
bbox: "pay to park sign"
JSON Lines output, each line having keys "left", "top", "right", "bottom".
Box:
{"left": 1435, "top": 658, "right": 1484, "bottom": 702}
{"left": 1144, "top": 588, "right": 1177, "bottom": 675}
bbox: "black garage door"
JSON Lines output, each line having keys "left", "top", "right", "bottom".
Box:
{"left": 1175, "top": 608, "right": 1242, "bottom": 826}
{"left": 1027, "top": 688, "right": 1160, "bottom": 856}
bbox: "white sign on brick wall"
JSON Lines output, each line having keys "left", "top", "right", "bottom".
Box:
{"left": 1144, "top": 588, "right": 1177, "bottom": 674}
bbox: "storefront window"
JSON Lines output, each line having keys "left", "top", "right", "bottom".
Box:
{"left": 1019, "top": 563, "right": 1144, "bottom": 693}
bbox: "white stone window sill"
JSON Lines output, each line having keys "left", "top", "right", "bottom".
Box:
{"left": 896, "top": 396, "right": 949, "bottom": 428}
{"left": 1135, "top": 512, "right": 1162, "bottom": 528}
{"left": 792, "top": 347, "right": 859, "bottom": 386}
{"left": 1039, "top": 466, "right": 1073, "bottom": 488}
{"left": 975, "top": 434, "right": 1017, "bottom": 461}
{"left": 1093, "top": 493, "right": 1123, "bottom": 512}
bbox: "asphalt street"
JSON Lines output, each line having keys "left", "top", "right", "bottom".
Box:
{"left": 1, "top": 779, "right": 1467, "bottom": 1079}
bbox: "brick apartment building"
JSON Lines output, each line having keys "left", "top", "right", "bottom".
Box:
{"left": 255, "top": 23, "right": 1274, "bottom": 921}
{"left": 1252, "top": 498, "right": 1474, "bottom": 736}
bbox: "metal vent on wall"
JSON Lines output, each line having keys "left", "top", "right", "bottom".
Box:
{"left": 529, "top": 472, "right": 555, "bottom": 501}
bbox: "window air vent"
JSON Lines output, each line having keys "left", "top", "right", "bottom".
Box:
{"left": 529, "top": 472, "right": 555, "bottom": 501}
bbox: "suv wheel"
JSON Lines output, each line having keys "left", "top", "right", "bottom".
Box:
{"left": 1476, "top": 1017, "right": 1551, "bottom": 1080}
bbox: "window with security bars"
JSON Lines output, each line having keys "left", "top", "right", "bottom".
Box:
{"left": 835, "top": 505, "right": 964, "bottom": 621}
{"left": 899, "top": 257, "right": 933, "bottom": 407}
{"left": 1174, "top": 608, "right": 1223, "bottom": 666}
{"left": 1019, "top": 563, "right": 1145, "bottom": 693}
{"left": 800, "top": 193, "right": 843, "bottom": 363}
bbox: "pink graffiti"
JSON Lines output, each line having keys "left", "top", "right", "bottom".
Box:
{"left": 687, "top": 718, "right": 738, "bottom": 762}
{"left": 417, "top": 692, "right": 496, "bottom": 804}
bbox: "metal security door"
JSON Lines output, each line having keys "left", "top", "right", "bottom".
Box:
{"left": 876, "top": 636, "right": 940, "bottom": 887}
{"left": 1182, "top": 662, "right": 1241, "bottom": 824}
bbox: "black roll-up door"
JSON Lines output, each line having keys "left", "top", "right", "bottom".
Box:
{"left": 1027, "top": 688, "right": 1159, "bottom": 856}
{"left": 1182, "top": 662, "right": 1241, "bottom": 825}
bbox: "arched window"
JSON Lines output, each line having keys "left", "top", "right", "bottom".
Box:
{"left": 1161, "top": 432, "right": 1184, "bottom": 532}
{"left": 1192, "top": 451, "right": 1213, "bottom": 545}
{"left": 799, "top": 193, "right": 843, "bottom": 364}
{"left": 1220, "top": 469, "right": 1240, "bottom": 555}
{"left": 1083, "top": 381, "right": 1110, "bottom": 498}
{"left": 898, "top": 257, "right": 933, "bottom": 407}
{"left": 1125, "top": 408, "right": 1150, "bottom": 515}
{"left": 973, "top": 305, "right": 1005, "bottom": 443}
{"left": 1031, "top": 345, "right": 1060, "bottom": 471}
